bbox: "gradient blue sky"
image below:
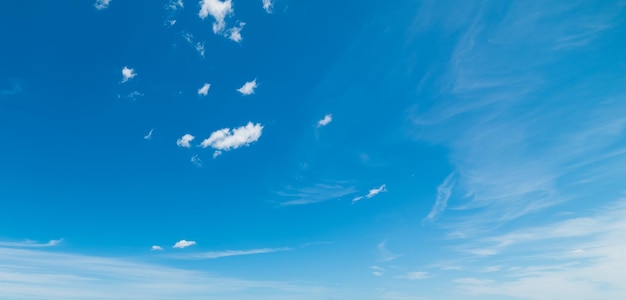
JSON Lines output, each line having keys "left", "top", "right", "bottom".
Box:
{"left": 1, "top": 1, "right": 626, "bottom": 299}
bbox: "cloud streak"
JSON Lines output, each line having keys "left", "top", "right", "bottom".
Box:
{"left": 352, "top": 184, "right": 386, "bottom": 203}
{"left": 423, "top": 173, "right": 455, "bottom": 223}
{"left": 182, "top": 247, "right": 291, "bottom": 260}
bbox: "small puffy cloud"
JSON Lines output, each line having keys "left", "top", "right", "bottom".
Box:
{"left": 144, "top": 129, "right": 154, "bottom": 140}
{"left": 191, "top": 155, "right": 203, "bottom": 167}
{"left": 199, "top": 0, "right": 233, "bottom": 34}
{"left": 352, "top": 184, "right": 387, "bottom": 203}
{"left": 200, "top": 122, "right": 263, "bottom": 156}
{"left": 121, "top": 66, "right": 137, "bottom": 83}
{"left": 198, "top": 83, "right": 211, "bottom": 96}
{"left": 173, "top": 240, "right": 196, "bottom": 249}
{"left": 317, "top": 114, "right": 333, "bottom": 127}
{"left": 228, "top": 22, "right": 245, "bottom": 42}
{"left": 94, "top": 0, "right": 111, "bottom": 10}
{"left": 176, "top": 134, "right": 195, "bottom": 148}
{"left": 168, "top": 0, "right": 184, "bottom": 10}
{"left": 151, "top": 245, "right": 164, "bottom": 251}
{"left": 262, "top": 0, "right": 273, "bottom": 13}
{"left": 237, "top": 79, "right": 258, "bottom": 95}
{"left": 213, "top": 150, "right": 222, "bottom": 158}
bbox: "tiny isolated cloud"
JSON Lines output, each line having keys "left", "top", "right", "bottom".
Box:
{"left": 200, "top": 122, "right": 263, "bottom": 156}
{"left": 228, "top": 22, "right": 245, "bottom": 42}
{"left": 237, "top": 79, "right": 258, "bottom": 95}
{"left": 173, "top": 240, "right": 196, "bottom": 249}
{"left": 353, "top": 184, "right": 387, "bottom": 203}
{"left": 151, "top": 245, "right": 164, "bottom": 251}
{"left": 94, "top": 0, "right": 111, "bottom": 10}
{"left": 176, "top": 134, "right": 195, "bottom": 148}
{"left": 199, "top": 0, "right": 233, "bottom": 34}
{"left": 262, "top": 0, "right": 273, "bottom": 13}
{"left": 121, "top": 66, "right": 137, "bottom": 83}
{"left": 198, "top": 83, "right": 211, "bottom": 96}
{"left": 191, "top": 155, "right": 203, "bottom": 167}
{"left": 317, "top": 114, "right": 333, "bottom": 127}
{"left": 144, "top": 129, "right": 154, "bottom": 140}
{"left": 371, "top": 266, "right": 385, "bottom": 277}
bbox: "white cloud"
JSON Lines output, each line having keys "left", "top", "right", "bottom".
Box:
{"left": 213, "top": 150, "right": 222, "bottom": 158}
{"left": 352, "top": 184, "right": 387, "bottom": 203}
{"left": 277, "top": 182, "right": 357, "bottom": 206}
{"left": 317, "top": 114, "right": 333, "bottom": 127}
{"left": 371, "top": 266, "right": 385, "bottom": 277}
{"left": 176, "top": 134, "right": 195, "bottom": 148}
{"left": 377, "top": 241, "right": 402, "bottom": 262}
{"left": 121, "top": 66, "right": 137, "bottom": 83}
{"left": 198, "top": 83, "right": 211, "bottom": 96}
{"left": 144, "top": 129, "right": 154, "bottom": 140}
{"left": 262, "top": 0, "right": 273, "bottom": 13}
{"left": 199, "top": 0, "right": 233, "bottom": 34}
{"left": 182, "top": 33, "right": 205, "bottom": 57}
{"left": 173, "top": 240, "right": 196, "bottom": 249}
{"left": 0, "top": 246, "right": 324, "bottom": 299}
{"left": 183, "top": 248, "right": 290, "bottom": 259}
{"left": 151, "top": 245, "right": 163, "bottom": 251}
{"left": 228, "top": 22, "right": 245, "bottom": 42}
{"left": 200, "top": 122, "right": 263, "bottom": 154}
{"left": 191, "top": 155, "right": 203, "bottom": 167}
{"left": 423, "top": 173, "right": 455, "bottom": 223}
{"left": 401, "top": 272, "right": 430, "bottom": 280}
{"left": 237, "top": 79, "right": 258, "bottom": 95}
{"left": 0, "top": 239, "right": 62, "bottom": 248}
{"left": 94, "top": 0, "right": 111, "bottom": 10}
{"left": 168, "top": 0, "right": 184, "bottom": 10}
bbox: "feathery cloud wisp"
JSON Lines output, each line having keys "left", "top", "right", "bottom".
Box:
{"left": 423, "top": 173, "right": 456, "bottom": 223}
{"left": 144, "top": 129, "right": 154, "bottom": 140}
{"left": 262, "top": 0, "right": 273, "bottom": 13}
{"left": 94, "top": 0, "right": 111, "bottom": 10}
{"left": 352, "top": 184, "right": 387, "bottom": 203}
{"left": 121, "top": 66, "right": 136, "bottom": 83}
{"left": 237, "top": 79, "right": 258, "bottom": 95}
{"left": 198, "top": 83, "right": 211, "bottom": 96}
{"left": 200, "top": 122, "right": 263, "bottom": 156}
{"left": 401, "top": 272, "right": 430, "bottom": 280}
{"left": 176, "top": 134, "right": 195, "bottom": 148}
{"left": 199, "top": 0, "right": 233, "bottom": 34}
{"left": 317, "top": 114, "right": 333, "bottom": 127}
{"left": 0, "top": 239, "right": 63, "bottom": 248}
{"left": 191, "top": 155, "right": 203, "bottom": 167}
{"left": 173, "top": 240, "right": 196, "bottom": 249}
{"left": 183, "top": 247, "right": 291, "bottom": 259}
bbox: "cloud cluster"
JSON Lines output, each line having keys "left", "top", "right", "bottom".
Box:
{"left": 199, "top": 0, "right": 234, "bottom": 34}
{"left": 262, "top": 0, "right": 273, "bottom": 13}
{"left": 201, "top": 122, "right": 263, "bottom": 155}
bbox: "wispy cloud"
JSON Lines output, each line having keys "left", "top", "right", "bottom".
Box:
{"left": 190, "top": 155, "right": 203, "bottom": 167}
{"left": 0, "top": 246, "right": 327, "bottom": 299}
{"left": 262, "top": 0, "right": 273, "bottom": 13}
{"left": 182, "top": 33, "right": 205, "bottom": 57}
{"left": 144, "top": 129, "right": 154, "bottom": 140}
{"left": 371, "top": 266, "right": 385, "bottom": 277}
{"left": 198, "top": 83, "right": 211, "bottom": 96}
{"left": 173, "top": 240, "right": 196, "bottom": 249}
{"left": 151, "top": 245, "right": 163, "bottom": 251}
{"left": 181, "top": 247, "right": 291, "bottom": 260}
{"left": 0, "top": 81, "right": 22, "bottom": 97}
{"left": 121, "top": 66, "right": 136, "bottom": 83}
{"left": 277, "top": 182, "right": 356, "bottom": 206}
{"left": 237, "top": 79, "right": 258, "bottom": 95}
{"left": 352, "top": 184, "right": 386, "bottom": 203}
{"left": 94, "top": 0, "right": 111, "bottom": 10}
{"left": 0, "top": 239, "right": 62, "bottom": 248}
{"left": 377, "top": 241, "right": 402, "bottom": 262}
{"left": 228, "top": 22, "right": 245, "bottom": 42}
{"left": 199, "top": 0, "right": 233, "bottom": 34}
{"left": 399, "top": 272, "right": 430, "bottom": 280}
{"left": 317, "top": 114, "right": 333, "bottom": 127}
{"left": 422, "top": 173, "right": 455, "bottom": 223}
{"left": 176, "top": 134, "right": 195, "bottom": 148}
{"left": 200, "top": 122, "right": 263, "bottom": 157}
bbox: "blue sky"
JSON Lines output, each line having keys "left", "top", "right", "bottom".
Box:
{"left": 1, "top": 0, "right": 625, "bottom": 299}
